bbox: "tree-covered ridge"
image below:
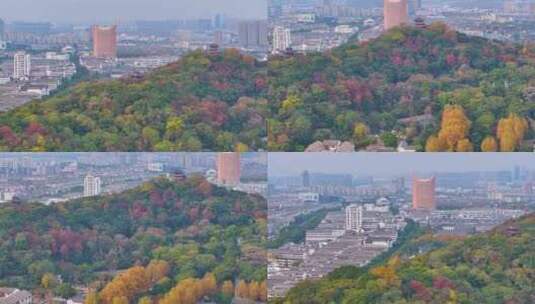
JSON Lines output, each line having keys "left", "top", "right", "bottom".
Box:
{"left": 0, "top": 49, "right": 268, "bottom": 152}
{"left": 0, "top": 23, "right": 534, "bottom": 152}
{"left": 0, "top": 175, "right": 267, "bottom": 303}
{"left": 275, "top": 213, "right": 535, "bottom": 304}
{"left": 268, "top": 23, "right": 535, "bottom": 151}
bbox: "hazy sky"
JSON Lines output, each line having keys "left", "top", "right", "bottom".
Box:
{"left": 269, "top": 153, "right": 535, "bottom": 177}
{"left": 0, "top": 0, "right": 267, "bottom": 23}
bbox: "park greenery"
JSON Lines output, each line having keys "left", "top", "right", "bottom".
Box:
{"left": 0, "top": 175, "right": 267, "bottom": 303}
{"left": 273, "top": 213, "right": 535, "bottom": 304}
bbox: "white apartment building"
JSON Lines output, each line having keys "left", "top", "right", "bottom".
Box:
{"left": 13, "top": 51, "right": 31, "bottom": 80}
{"left": 345, "top": 204, "right": 363, "bottom": 232}
{"left": 83, "top": 174, "right": 101, "bottom": 197}
{"left": 272, "top": 26, "right": 291, "bottom": 53}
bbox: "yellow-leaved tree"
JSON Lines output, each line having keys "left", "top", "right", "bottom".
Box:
{"left": 437, "top": 105, "right": 471, "bottom": 151}
{"left": 221, "top": 280, "right": 234, "bottom": 296}
{"left": 481, "top": 136, "right": 498, "bottom": 152}
{"left": 456, "top": 139, "right": 474, "bottom": 152}
{"left": 497, "top": 114, "right": 528, "bottom": 152}
{"left": 425, "top": 135, "right": 446, "bottom": 152}
{"left": 426, "top": 105, "right": 473, "bottom": 152}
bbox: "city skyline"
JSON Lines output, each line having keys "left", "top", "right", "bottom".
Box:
{"left": 0, "top": 0, "right": 267, "bottom": 23}
{"left": 269, "top": 153, "right": 535, "bottom": 177}
{"left": 0, "top": 152, "right": 267, "bottom": 203}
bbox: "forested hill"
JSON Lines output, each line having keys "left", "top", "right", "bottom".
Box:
{"left": 0, "top": 175, "right": 268, "bottom": 303}
{"left": 276, "top": 213, "right": 535, "bottom": 304}
{"left": 268, "top": 23, "right": 534, "bottom": 151}
{"left": 0, "top": 49, "right": 268, "bottom": 152}
{"left": 0, "top": 23, "right": 534, "bottom": 152}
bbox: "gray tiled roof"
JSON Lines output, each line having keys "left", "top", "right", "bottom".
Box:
{"left": 0, "top": 289, "right": 32, "bottom": 304}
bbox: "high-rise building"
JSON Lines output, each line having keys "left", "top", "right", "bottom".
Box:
{"left": 84, "top": 174, "right": 102, "bottom": 197}
{"left": 272, "top": 26, "right": 292, "bottom": 54}
{"left": 384, "top": 0, "right": 409, "bottom": 31}
{"left": 92, "top": 25, "right": 117, "bottom": 58}
{"left": 345, "top": 204, "right": 363, "bottom": 232}
{"left": 302, "top": 170, "right": 310, "bottom": 187}
{"left": 238, "top": 20, "right": 268, "bottom": 48}
{"left": 13, "top": 51, "right": 31, "bottom": 80}
{"left": 412, "top": 177, "right": 436, "bottom": 209}
{"left": 217, "top": 153, "right": 241, "bottom": 186}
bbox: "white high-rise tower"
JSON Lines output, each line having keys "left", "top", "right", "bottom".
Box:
{"left": 345, "top": 204, "right": 363, "bottom": 232}
{"left": 272, "top": 26, "right": 291, "bottom": 54}
{"left": 84, "top": 174, "right": 102, "bottom": 197}
{"left": 13, "top": 51, "right": 31, "bottom": 80}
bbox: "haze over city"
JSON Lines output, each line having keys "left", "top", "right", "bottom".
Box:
{"left": 269, "top": 153, "right": 535, "bottom": 176}
{"left": 0, "top": 0, "right": 268, "bottom": 23}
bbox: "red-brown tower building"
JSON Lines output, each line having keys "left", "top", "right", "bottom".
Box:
{"left": 412, "top": 177, "right": 436, "bottom": 209}
{"left": 216, "top": 153, "right": 241, "bottom": 186}
{"left": 384, "top": 0, "right": 409, "bottom": 30}
{"left": 92, "top": 25, "right": 117, "bottom": 58}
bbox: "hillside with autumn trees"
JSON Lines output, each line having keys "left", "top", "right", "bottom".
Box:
{"left": 274, "top": 213, "right": 535, "bottom": 304}
{"left": 0, "top": 175, "right": 267, "bottom": 303}
{"left": 0, "top": 49, "right": 268, "bottom": 152}
{"left": 0, "top": 23, "right": 533, "bottom": 151}
{"left": 267, "top": 22, "right": 535, "bottom": 151}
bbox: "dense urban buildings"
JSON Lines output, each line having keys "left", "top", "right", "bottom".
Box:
{"left": 91, "top": 25, "right": 117, "bottom": 58}
{"left": 384, "top": 0, "right": 409, "bottom": 30}
{"left": 216, "top": 152, "right": 241, "bottom": 186}
{"left": 412, "top": 176, "right": 436, "bottom": 209}
{"left": 267, "top": 154, "right": 534, "bottom": 298}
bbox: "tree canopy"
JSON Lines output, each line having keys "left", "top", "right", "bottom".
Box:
{"left": 0, "top": 175, "right": 267, "bottom": 303}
